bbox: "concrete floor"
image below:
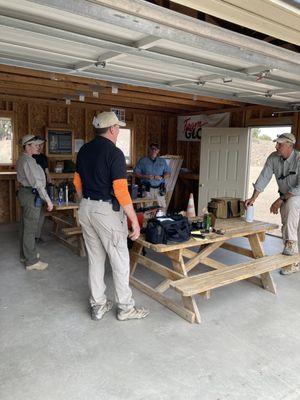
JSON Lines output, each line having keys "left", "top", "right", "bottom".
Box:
{"left": 0, "top": 222, "right": 300, "bottom": 400}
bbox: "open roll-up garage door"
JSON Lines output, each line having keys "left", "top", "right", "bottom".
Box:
{"left": 0, "top": 0, "right": 299, "bottom": 110}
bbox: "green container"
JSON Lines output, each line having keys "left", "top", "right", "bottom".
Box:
{"left": 204, "top": 213, "right": 211, "bottom": 230}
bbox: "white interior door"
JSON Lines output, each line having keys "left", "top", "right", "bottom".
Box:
{"left": 198, "top": 127, "right": 251, "bottom": 213}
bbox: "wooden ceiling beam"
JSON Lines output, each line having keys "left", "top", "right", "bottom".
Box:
{"left": 0, "top": 91, "right": 190, "bottom": 114}
{"left": 0, "top": 82, "right": 214, "bottom": 112}
{"left": 0, "top": 74, "right": 216, "bottom": 109}
{"left": 0, "top": 64, "right": 242, "bottom": 107}
{"left": 0, "top": 93, "right": 186, "bottom": 116}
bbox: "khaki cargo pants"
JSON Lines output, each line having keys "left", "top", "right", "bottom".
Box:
{"left": 78, "top": 198, "right": 135, "bottom": 311}
{"left": 146, "top": 187, "right": 167, "bottom": 209}
{"left": 18, "top": 187, "right": 41, "bottom": 266}
{"left": 280, "top": 196, "right": 300, "bottom": 251}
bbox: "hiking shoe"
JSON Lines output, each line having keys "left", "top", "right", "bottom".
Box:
{"left": 26, "top": 260, "right": 48, "bottom": 271}
{"left": 280, "top": 263, "right": 300, "bottom": 275}
{"left": 282, "top": 240, "right": 297, "bottom": 256}
{"left": 20, "top": 253, "right": 40, "bottom": 263}
{"left": 91, "top": 300, "right": 113, "bottom": 321}
{"left": 117, "top": 306, "right": 150, "bottom": 321}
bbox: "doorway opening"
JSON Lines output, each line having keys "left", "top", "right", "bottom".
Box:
{"left": 249, "top": 126, "right": 292, "bottom": 237}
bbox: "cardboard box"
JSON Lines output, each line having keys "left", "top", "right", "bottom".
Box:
{"left": 208, "top": 197, "right": 244, "bottom": 219}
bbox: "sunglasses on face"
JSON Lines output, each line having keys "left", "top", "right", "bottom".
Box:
{"left": 150, "top": 147, "right": 159, "bottom": 151}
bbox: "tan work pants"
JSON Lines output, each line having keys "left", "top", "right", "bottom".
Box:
{"left": 280, "top": 196, "right": 300, "bottom": 251}
{"left": 18, "top": 187, "right": 41, "bottom": 266}
{"left": 146, "top": 187, "right": 167, "bottom": 210}
{"left": 78, "top": 198, "right": 135, "bottom": 311}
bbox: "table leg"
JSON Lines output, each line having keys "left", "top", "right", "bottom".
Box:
{"left": 248, "top": 233, "right": 276, "bottom": 294}
{"left": 182, "top": 296, "right": 201, "bottom": 324}
{"left": 166, "top": 249, "right": 188, "bottom": 276}
{"left": 130, "top": 241, "right": 143, "bottom": 275}
{"left": 166, "top": 248, "right": 202, "bottom": 323}
{"left": 74, "top": 208, "right": 86, "bottom": 257}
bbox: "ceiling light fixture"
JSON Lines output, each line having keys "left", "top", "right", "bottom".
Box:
{"left": 95, "top": 61, "right": 106, "bottom": 68}
{"left": 50, "top": 73, "right": 58, "bottom": 81}
{"left": 223, "top": 77, "right": 232, "bottom": 83}
{"left": 256, "top": 69, "right": 271, "bottom": 81}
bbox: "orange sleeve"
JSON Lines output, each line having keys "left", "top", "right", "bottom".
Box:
{"left": 73, "top": 172, "right": 82, "bottom": 193}
{"left": 113, "top": 178, "right": 132, "bottom": 207}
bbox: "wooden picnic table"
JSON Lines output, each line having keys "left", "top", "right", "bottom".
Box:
{"left": 129, "top": 218, "right": 300, "bottom": 324}
{"left": 51, "top": 202, "right": 86, "bottom": 257}
{"left": 50, "top": 197, "right": 157, "bottom": 256}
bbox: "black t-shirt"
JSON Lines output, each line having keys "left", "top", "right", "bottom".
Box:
{"left": 33, "top": 153, "right": 48, "bottom": 172}
{"left": 76, "top": 135, "right": 126, "bottom": 200}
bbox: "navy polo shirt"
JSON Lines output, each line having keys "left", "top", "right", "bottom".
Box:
{"left": 76, "top": 135, "right": 127, "bottom": 200}
{"left": 33, "top": 153, "right": 49, "bottom": 172}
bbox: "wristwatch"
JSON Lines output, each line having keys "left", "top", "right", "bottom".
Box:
{"left": 279, "top": 194, "right": 286, "bottom": 202}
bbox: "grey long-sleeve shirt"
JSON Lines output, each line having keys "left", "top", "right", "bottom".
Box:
{"left": 16, "top": 153, "right": 51, "bottom": 204}
{"left": 254, "top": 150, "right": 300, "bottom": 196}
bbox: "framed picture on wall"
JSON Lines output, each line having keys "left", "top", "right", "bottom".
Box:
{"left": 45, "top": 128, "right": 74, "bottom": 159}
{"left": 111, "top": 108, "right": 125, "bottom": 123}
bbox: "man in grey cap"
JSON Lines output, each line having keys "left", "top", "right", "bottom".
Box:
{"left": 75, "top": 111, "right": 149, "bottom": 321}
{"left": 17, "top": 134, "right": 54, "bottom": 271}
{"left": 245, "top": 132, "right": 300, "bottom": 275}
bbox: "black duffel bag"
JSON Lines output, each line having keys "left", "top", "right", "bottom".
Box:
{"left": 145, "top": 214, "right": 191, "bottom": 244}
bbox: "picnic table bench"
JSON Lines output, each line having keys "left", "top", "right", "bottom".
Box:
{"left": 129, "top": 218, "right": 300, "bottom": 324}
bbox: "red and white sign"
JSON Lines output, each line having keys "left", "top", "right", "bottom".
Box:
{"left": 177, "top": 113, "right": 230, "bottom": 141}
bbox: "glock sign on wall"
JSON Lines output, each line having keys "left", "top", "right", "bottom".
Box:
{"left": 177, "top": 113, "right": 230, "bottom": 141}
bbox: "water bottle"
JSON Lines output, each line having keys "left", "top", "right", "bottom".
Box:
{"left": 58, "top": 187, "right": 64, "bottom": 205}
{"left": 47, "top": 184, "right": 55, "bottom": 202}
{"left": 156, "top": 209, "right": 164, "bottom": 217}
{"left": 65, "top": 185, "right": 69, "bottom": 204}
{"left": 204, "top": 213, "right": 211, "bottom": 230}
{"left": 245, "top": 205, "right": 254, "bottom": 222}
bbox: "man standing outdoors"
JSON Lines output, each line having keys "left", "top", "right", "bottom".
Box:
{"left": 134, "top": 143, "right": 171, "bottom": 213}
{"left": 74, "top": 111, "right": 149, "bottom": 321}
{"left": 245, "top": 132, "right": 300, "bottom": 275}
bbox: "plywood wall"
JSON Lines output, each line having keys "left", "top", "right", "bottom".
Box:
{"left": 1, "top": 97, "right": 299, "bottom": 222}
{"left": 0, "top": 98, "right": 179, "bottom": 222}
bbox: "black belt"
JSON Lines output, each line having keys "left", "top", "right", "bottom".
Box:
{"left": 83, "top": 196, "right": 112, "bottom": 203}
{"left": 150, "top": 185, "right": 161, "bottom": 189}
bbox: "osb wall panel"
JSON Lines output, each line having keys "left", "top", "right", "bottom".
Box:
{"left": 134, "top": 114, "right": 147, "bottom": 163}
{"left": 188, "top": 141, "right": 200, "bottom": 172}
{"left": 230, "top": 111, "right": 245, "bottom": 127}
{"left": 69, "top": 107, "right": 86, "bottom": 140}
{"left": 165, "top": 116, "right": 177, "bottom": 155}
{"left": 147, "top": 115, "right": 162, "bottom": 148}
{"left": 29, "top": 103, "right": 48, "bottom": 136}
{"left": 49, "top": 106, "right": 68, "bottom": 125}
{"left": 0, "top": 181, "right": 10, "bottom": 223}
{"left": 17, "top": 102, "right": 28, "bottom": 137}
